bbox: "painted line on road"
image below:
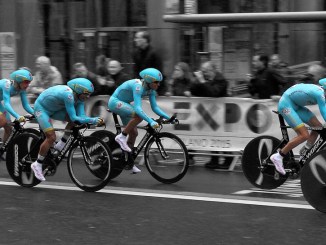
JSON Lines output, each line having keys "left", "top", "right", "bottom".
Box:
{"left": 0, "top": 180, "right": 313, "bottom": 210}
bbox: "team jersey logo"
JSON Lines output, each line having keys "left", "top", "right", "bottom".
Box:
{"left": 135, "top": 85, "right": 141, "bottom": 93}
{"left": 117, "top": 102, "right": 123, "bottom": 109}
{"left": 5, "top": 80, "right": 10, "bottom": 90}
{"left": 67, "top": 94, "right": 73, "bottom": 101}
{"left": 282, "top": 108, "right": 291, "bottom": 115}
{"left": 35, "top": 110, "right": 42, "bottom": 118}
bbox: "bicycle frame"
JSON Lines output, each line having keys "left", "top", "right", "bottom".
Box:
{"left": 111, "top": 112, "right": 158, "bottom": 159}
{"left": 1, "top": 120, "right": 34, "bottom": 154}
{"left": 271, "top": 110, "right": 326, "bottom": 168}
{"left": 23, "top": 125, "right": 91, "bottom": 171}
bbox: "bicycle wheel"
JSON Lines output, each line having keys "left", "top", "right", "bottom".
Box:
{"left": 6, "top": 133, "right": 41, "bottom": 187}
{"left": 301, "top": 149, "right": 326, "bottom": 213}
{"left": 242, "top": 135, "right": 288, "bottom": 189}
{"left": 90, "top": 130, "right": 123, "bottom": 179}
{"left": 24, "top": 128, "right": 41, "bottom": 138}
{"left": 144, "top": 132, "right": 189, "bottom": 184}
{"left": 67, "top": 136, "right": 112, "bottom": 192}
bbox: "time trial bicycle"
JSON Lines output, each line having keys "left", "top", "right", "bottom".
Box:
{"left": 90, "top": 111, "right": 189, "bottom": 184}
{"left": 6, "top": 123, "right": 112, "bottom": 192}
{"left": 242, "top": 110, "right": 326, "bottom": 213}
{"left": 0, "top": 115, "right": 40, "bottom": 160}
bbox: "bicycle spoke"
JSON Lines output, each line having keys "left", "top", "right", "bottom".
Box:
{"left": 145, "top": 132, "right": 189, "bottom": 184}
{"left": 67, "top": 136, "right": 112, "bottom": 192}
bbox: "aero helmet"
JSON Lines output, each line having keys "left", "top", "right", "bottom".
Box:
{"left": 139, "top": 68, "right": 163, "bottom": 83}
{"left": 10, "top": 69, "right": 33, "bottom": 83}
{"left": 67, "top": 78, "right": 94, "bottom": 94}
{"left": 319, "top": 78, "right": 326, "bottom": 89}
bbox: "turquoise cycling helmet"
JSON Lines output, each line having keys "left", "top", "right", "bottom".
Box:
{"left": 139, "top": 68, "right": 163, "bottom": 83}
{"left": 10, "top": 69, "right": 33, "bottom": 83}
{"left": 67, "top": 78, "right": 94, "bottom": 94}
{"left": 319, "top": 78, "right": 326, "bottom": 89}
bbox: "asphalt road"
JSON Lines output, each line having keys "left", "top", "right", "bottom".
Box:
{"left": 0, "top": 160, "right": 325, "bottom": 245}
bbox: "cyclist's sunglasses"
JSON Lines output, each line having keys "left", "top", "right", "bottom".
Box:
{"left": 152, "top": 81, "right": 160, "bottom": 84}
{"left": 81, "top": 92, "right": 91, "bottom": 97}
{"left": 22, "top": 80, "right": 31, "bottom": 85}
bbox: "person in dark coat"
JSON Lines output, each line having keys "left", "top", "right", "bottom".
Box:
{"left": 133, "top": 31, "right": 166, "bottom": 95}
{"left": 189, "top": 61, "right": 232, "bottom": 169}
{"left": 190, "top": 61, "right": 228, "bottom": 97}
{"left": 104, "top": 60, "right": 131, "bottom": 94}
{"left": 248, "top": 54, "right": 286, "bottom": 99}
{"left": 166, "top": 62, "right": 194, "bottom": 96}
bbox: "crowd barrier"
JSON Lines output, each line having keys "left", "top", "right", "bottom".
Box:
{"left": 12, "top": 95, "right": 319, "bottom": 170}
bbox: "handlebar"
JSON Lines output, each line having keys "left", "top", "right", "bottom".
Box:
{"left": 11, "top": 114, "right": 35, "bottom": 126}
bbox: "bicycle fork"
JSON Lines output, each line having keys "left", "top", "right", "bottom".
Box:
{"left": 155, "top": 139, "right": 169, "bottom": 160}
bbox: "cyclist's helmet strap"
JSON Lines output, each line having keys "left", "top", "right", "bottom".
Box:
{"left": 319, "top": 78, "right": 326, "bottom": 89}
{"left": 67, "top": 78, "right": 94, "bottom": 94}
{"left": 139, "top": 68, "right": 163, "bottom": 84}
{"left": 10, "top": 69, "right": 33, "bottom": 83}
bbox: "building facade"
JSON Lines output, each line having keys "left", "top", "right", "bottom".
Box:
{"left": 0, "top": 0, "right": 325, "bottom": 83}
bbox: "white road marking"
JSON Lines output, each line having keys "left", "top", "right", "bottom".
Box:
{"left": 234, "top": 179, "right": 304, "bottom": 198}
{"left": 0, "top": 180, "right": 313, "bottom": 210}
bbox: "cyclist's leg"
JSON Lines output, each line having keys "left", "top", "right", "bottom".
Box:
{"left": 109, "top": 97, "right": 141, "bottom": 152}
{"left": 270, "top": 100, "right": 309, "bottom": 174}
{"left": 279, "top": 102, "right": 310, "bottom": 154}
{"left": 52, "top": 111, "right": 74, "bottom": 151}
{"left": 109, "top": 97, "right": 142, "bottom": 172}
{"left": 31, "top": 106, "right": 57, "bottom": 181}
{"left": 299, "top": 108, "right": 322, "bottom": 148}
{"left": 0, "top": 105, "right": 12, "bottom": 142}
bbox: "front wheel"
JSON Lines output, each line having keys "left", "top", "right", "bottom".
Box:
{"left": 144, "top": 132, "right": 189, "bottom": 184}
{"left": 301, "top": 149, "right": 326, "bottom": 213}
{"left": 242, "top": 135, "right": 288, "bottom": 189}
{"left": 6, "top": 133, "right": 42, "bottom": 187}
{"left": 67, "top": 136, "right": 112, "bottom": 192}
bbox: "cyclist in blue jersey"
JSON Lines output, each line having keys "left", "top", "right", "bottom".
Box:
{"left": 31, "top": 78, "right": 104, "bottom": 181}
{"left": 0, "top": 69, "right": 34, "bottom": 142}
{"left": 108, "top": 68, "right": 176, "bottom": 173}
{"left": 270, "top": 81, "right": 326, "bottom": 175}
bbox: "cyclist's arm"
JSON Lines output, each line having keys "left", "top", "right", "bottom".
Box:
{"left": 133, "top": 88, "right": 155, "bottom": 124}
{"left": 75, "top": 101, "right": 96, "bottom": 122}
{"left": 20, "top": 91, "right": 34, "bottom": 115}
{"left": 149, "top": 91, "right": 170, "bottom": 119}
{"left": 2, "top": 81, "right": 20, "bottom": 119}
{"left": 64, "top": 95, "right": 97, "bottom": 124}
{"left": 317, "top": 94, "right": 326, "bottom": 121}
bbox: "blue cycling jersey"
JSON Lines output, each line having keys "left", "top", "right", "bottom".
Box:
{"left": 0, "top": 79, "right": 33, "bottom": 120}
{"left": 108, "top": 79, "right": 170, "bottom": 125}
{"left": 278, "top": 83, "right": 326, "bottom": 129}
{"left": 34, "top": 85, "right": 98, "bottom": 131}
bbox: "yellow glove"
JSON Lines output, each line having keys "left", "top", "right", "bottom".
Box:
{"left": 97, "top": 117, "right": 105, "bottom": 126}
{"left": 17, "top": 116, "right": 26, "bottom": 123}
{"left": 150, "top": 121, "right": 159, "bottom": 129}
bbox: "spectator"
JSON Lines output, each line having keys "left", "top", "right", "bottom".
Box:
{"left": 298, "top": 64, "right": 326, "bottom": 84}
{"left": 190, "top": 61, "right": 232, "bottom": 169}
{"left": 95, "top": 54, "right": 109, "bottom": 77}
{"left": 269, "top": 54, "right": 295, "bottom": 92}
{"left": 28, "top": 56, "right": 63, "bottom": 102}
{"left": 105, "top": 59, "right": 131, "bottom": 89}
{"left": 166, "top": 62, "right": 194, "bottom": 97}
{"left": 190, "top": 61, "right": 228, "bottom": 97}
{"left": 248, "top": 54, "right": 286, "bottom": 99}
{"left": 71, "top": 62, "right": 102, "bottom": 96}
{"left": 133, "top": 31, "right": 165, "bottom": 95}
